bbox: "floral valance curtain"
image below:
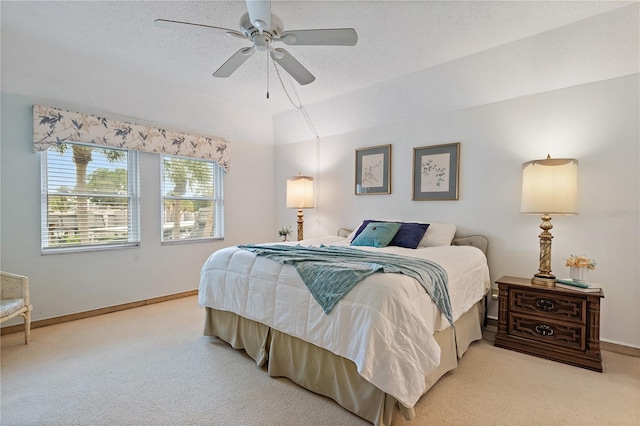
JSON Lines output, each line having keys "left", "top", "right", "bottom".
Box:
{"left": 32, "top": 105, "right": 230, "bottom": 172}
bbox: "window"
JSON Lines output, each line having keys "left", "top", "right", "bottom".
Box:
{"left": 161, "top": 156, "right": 224, "bottom": 242}
{"left": 41, "top": 143, "right": 140, "bottom": 253}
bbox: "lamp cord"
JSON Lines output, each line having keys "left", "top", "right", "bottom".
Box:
{"left": 271, "top": 58, "right": 319, "bottom": 139}
{"left": 315, "top": 134, "right": 319, "bottom": 238}
{"left": 271, "top": 58, "right": 321, "bottom": 238}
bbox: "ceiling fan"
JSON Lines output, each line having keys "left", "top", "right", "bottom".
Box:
{"left": 155, "top": 0, "right": 358, "bottom": 86}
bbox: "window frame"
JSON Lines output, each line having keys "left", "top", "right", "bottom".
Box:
{"left": 160, "top": 154, "right": 224, "bottom": 244}
{"left": 40, "top": 142, "right": 140, "bottom": 254}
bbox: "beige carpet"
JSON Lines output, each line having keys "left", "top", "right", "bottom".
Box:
{"left": 1, "top": 296, "right": 638, "bottom": 425}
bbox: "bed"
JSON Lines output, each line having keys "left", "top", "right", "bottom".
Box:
{"left": 198, "top": 222, "right": 490, "bottom": 425}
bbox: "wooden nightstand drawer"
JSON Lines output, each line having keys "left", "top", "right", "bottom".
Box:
{"left": 508, "top": 313, "right": 586, "bottom": 351}
{"left": 510, "top": 289, "right": 586, "bottom": 324}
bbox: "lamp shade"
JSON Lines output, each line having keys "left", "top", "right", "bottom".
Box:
{"left": 520, "top": 158, "right": 578, "bottom": 214}
{"left": 286, "top": 175, "right": 314, "bottom": 209}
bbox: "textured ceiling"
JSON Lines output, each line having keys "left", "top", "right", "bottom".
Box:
{"left": 1, "top": 1, "right": 633, "bottom": 116}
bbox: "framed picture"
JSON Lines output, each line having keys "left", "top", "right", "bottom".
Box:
{"left": 412, "top": 142, "right": 460, "bottom": 201}
{"left": 355, "top": 144, "right": 391, "bottom": 195}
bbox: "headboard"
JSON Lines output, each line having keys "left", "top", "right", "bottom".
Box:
{"left": 337, "top": 228, "right": 353, "bottom": 238}
{"left": 451, "top": 235, "right": 488, "bottom": 256}
{"left": 337, "top": 228, "right": 488, "bottom": 256}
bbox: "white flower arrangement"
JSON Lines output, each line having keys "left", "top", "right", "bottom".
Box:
{"left": 278, "top": 225, "right": 292, "bottom": 239}
{"left": 566, "top": 254, "right": 596, "bottom": 270}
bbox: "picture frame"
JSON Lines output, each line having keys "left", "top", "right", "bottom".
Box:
{"left": 355, "top": 144, "right": 391, "bottom": 195}
{"left": 412, "top": 142, "right": 460, "bottom": 201}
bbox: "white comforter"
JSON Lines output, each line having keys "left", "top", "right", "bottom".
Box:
{"left": 198, "top": 236, "right": 490, "bottom": 408}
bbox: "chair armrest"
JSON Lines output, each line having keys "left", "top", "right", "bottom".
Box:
{"left": 1, "top": 272, "right": 30, "bottom": 304}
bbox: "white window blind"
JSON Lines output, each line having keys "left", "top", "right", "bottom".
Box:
{"left": 41, "top": 143, "right": 140, "bottom": 253}
{"left": 161, "top": 156, "right": 224, "bottom": 242}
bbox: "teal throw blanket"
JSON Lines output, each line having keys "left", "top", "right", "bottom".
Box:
{"left": 238, "top": 244, "right": 453, "bottom": 324}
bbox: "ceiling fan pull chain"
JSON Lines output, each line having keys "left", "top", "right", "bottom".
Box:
{"left": 266, "top": 51, "right": 270, "bottom": 99}
{"left": 272, "top": 58, "right": 301, "bottom": 109}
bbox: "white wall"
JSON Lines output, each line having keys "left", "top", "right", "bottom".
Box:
{"left": 273, "top": 3, "right": 640, "bottom": 349}
{"left": 0, "top": 92, "right": 276, "bottom": 323}
{"left": 275, "top": 75, "right": 640, "bottom": 348}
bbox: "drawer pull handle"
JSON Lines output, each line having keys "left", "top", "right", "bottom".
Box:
{"left": 535, "top": 324, "right": 554, "bottom": 336}
{"left": 535, "top": 298, "right": 556, "bottom": 311}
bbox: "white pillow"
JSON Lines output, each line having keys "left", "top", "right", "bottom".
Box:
{"left": 419, "top": 223, "right": 457, "bottom": 247}
{"left": 346, "top": 220, "right": 457, "bottom": 247}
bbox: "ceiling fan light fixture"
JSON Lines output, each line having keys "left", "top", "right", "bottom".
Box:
{"left": 253, "top": 34, "right": 269, "bottom": 51}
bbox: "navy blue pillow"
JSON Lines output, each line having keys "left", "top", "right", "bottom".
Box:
{"left": 389, "top": 222, "right": 429, "bottom": 249}
{"left": 351, "top": 220, "right": 429, "bottom": 249}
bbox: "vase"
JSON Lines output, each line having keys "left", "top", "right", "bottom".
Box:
{"left": 569, "top": 267, "right": 587, "bottom": 282}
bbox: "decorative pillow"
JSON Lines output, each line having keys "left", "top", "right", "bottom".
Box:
{"left": 349, "top": 220, "right": 376, "bottom": 241}
{"left": 418, "top": 223, "right": 457, "bottom": 247}
{"left": 350, "top": 222, "right": 401, "bottom": 248}
{"left": 349, "top": 220, "right": 429, "bottom": 249}
{"left": 389, "top": 222, "right": 429, "bottom": 249}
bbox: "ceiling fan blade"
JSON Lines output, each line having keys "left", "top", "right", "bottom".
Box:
{"left": 155, "top": 19, "right": 245, "bottom": 39}
{"left": 213, "top": 47, "right": 255, "bottom": 78}
{"left": 270, "top": 48, "right": 315, "bottom": 86}
{"left": 278, "top": 28, "right": 358, "bottom": 46}
{"left": 246, "top": 0, "right": 271, "bottom": 32}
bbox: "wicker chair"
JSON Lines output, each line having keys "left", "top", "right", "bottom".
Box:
{"left": 1, "top": 271, "right": 32, "bottom": 344}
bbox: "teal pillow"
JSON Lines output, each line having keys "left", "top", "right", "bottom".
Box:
{"left": 351, "top": 222, "right": 401, "bottom": 248}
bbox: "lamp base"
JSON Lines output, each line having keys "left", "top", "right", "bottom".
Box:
{"left": 296, "top": 209, "right": 304, "bottom": 241}
{"left": 531, "top": 274, "right": 556, "bottom": 288}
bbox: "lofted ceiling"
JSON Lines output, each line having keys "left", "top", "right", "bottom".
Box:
{"left": 1, "top": 1, "right": 634, "bottom": 117}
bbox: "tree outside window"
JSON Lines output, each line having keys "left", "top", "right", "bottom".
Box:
{"left": 42, "top": 143, "right": 140, "bottom": 252}
{"left": 161, "top": 156, "right": 224, "bottom": 242}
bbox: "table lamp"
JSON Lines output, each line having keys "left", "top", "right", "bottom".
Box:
{"left": 520, "top": 155, "right": 578, "bottom": 287}
{"left": 286, "top": 174, "right": 314, "bottom": 241}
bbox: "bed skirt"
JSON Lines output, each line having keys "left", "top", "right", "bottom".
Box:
{"left": 203, "top": 300, "right": 484, "bottom": 425}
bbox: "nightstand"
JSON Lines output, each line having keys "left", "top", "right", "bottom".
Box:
{"left": 494, "top": 275, "right": 604, "bottom": 372}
